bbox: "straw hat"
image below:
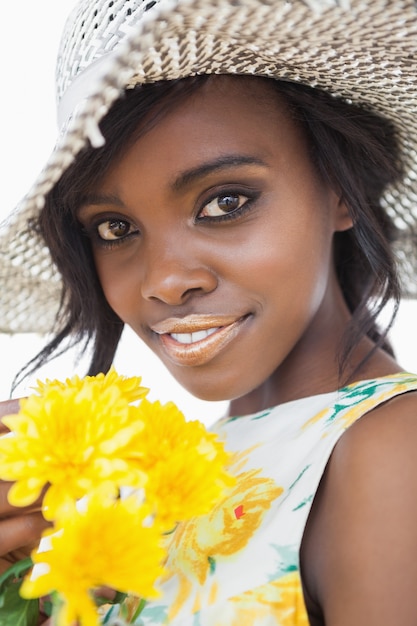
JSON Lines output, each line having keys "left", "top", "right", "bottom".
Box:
{"left": 1, "top": 0, "right": 416, "bottom": 334}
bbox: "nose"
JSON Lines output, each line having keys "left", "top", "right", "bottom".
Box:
{"left": 140, "top": 245, "right": 218, "bottom": 305}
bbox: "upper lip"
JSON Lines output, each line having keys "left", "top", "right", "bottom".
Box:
{"left": 150, "top": 314, "right": 245, "bottom": 335}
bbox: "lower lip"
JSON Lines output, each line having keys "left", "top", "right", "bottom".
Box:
{"left": 157, "top": 317, "right": 249, "bottom": 367}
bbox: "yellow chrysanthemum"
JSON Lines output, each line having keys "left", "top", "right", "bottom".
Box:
{"left": 124, "top": 399, "right": 235, "bottom": 529}
{"left": 20, "top": 493, "right": 165, "bottom": 626}
{"left": 0, "top": 368, "right": 148, "bottom": 518}
{"left": 35, "top": 367, "right": 148, "bottom": 405}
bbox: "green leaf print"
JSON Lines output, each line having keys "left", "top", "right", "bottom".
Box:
{"left": 267, "top": 544, "right": 299, "bottom": 581}
{"left": 208, "top": 555, "right": 216, "bottom": 575}
{"left": 293, "top": 494, "right": 313, "bottom": 511}
{"left": 324, "top": 378, "right": 391, "bottom": 425}
{"left": 222, "top": 408, "right": 272, "bottom": 423}
{"left": 192, "top": 611, "right": 203, "bottom": 626}
{"left": 251, "top": 410, "right": 273, "bottom": 421}
{"left": 138, "top": 604, "right": 168, "bottom": 623}
{"left": 288, "top": 465, "right": 311, "bottom": 491}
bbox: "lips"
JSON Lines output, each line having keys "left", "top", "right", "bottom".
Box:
{"left": 151, "top": 314, "right": 248, "bottom": 367}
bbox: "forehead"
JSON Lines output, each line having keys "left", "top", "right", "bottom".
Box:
{"left": 140, "top": 75, "right": 296, "bottom": 136}
{"left": 105, "top": 76, "right": 311, "bottom": 179}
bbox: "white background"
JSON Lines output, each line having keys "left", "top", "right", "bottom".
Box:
{"left": 0, "top": 0, "right": 416, "bottom": 424}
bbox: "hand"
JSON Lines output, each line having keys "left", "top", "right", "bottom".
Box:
{"left": 0, "top": 398, "right": 21, "bottom": 421}
{"left": 0, "top": 398, "right": 51, "bottom": 624}
{"left": 0, "top": 398, "right": 50, "bottom": 574}
{"left": 0, "top": 399, "right": 116, "bottom": 626}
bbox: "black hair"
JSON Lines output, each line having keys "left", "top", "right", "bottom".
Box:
{"left": 14, "top": 74, "right": 403, "bottom": 388}
{"left": 274, "top": 81, "right": 402, "bottom": 372}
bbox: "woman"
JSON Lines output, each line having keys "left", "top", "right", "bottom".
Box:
{"left": 1, "top": 0, "right": 417, "bottom": 624}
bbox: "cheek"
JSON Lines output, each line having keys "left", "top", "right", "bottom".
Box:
{"left": 231, "top": 218, "right": 333, "bottom": 298}
{"left": 94, "top": 255, "right": 138, "bottom": 319}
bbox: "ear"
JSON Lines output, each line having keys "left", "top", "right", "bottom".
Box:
{"left": 333, "top": 194, "right": 353, "bottom": 232}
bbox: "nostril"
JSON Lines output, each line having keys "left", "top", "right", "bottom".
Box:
{"left": 141, "top": 264, "right": 218, "bottom": 305}
{"left": 181, "top": 285, "right": 206, "bottom": 300}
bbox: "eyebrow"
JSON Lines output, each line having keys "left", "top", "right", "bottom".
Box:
{"left": 77, "top": 155, "right": 267, "bottom": 214}
{"left": 77, "top": 192, "right": 125, "bottom": 214}
{"left": 171, "top": 155, "right": 267, "bottom": 192}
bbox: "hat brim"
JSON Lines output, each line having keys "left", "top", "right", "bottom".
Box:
{"left": 1, "top": 0, "right": 417, "bottom": 333}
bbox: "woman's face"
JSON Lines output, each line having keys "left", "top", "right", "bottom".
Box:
{"left": 78, "top": 77, "right": 352, "bottom": 406}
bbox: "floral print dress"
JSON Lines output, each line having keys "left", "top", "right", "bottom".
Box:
{"left": 114, "top": 373, "right": 417, "bottom": 626}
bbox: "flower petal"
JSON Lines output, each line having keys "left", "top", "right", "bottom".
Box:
{"left": 7, "top": 479, "right": 43, "bottom": 507}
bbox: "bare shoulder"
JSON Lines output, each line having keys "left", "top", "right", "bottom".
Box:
{"left": 338, "top": 388, "right": 417, "bottom": 466}
{"left": 302, "top": 389, "right": 417, "bottom": 626}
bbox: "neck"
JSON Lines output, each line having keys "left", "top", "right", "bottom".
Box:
{"left": 229, "top": 331, "right": 402, "bottom": 418}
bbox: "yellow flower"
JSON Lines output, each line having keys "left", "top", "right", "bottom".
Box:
{"left": 167, "top": 466, "right": 283, "bottom": 581}
{"left": 163, "top": 462, "right": 283, "bottom": 620}
{"left": 125, "top": 399, "right": 235, "bottom": 529}
{"left": 0, "top": 368, "right": 148, "bottom": 518}
{"left": 20, "top": 493, "right": 165, "bottom": 626}
{"left": 35, "top": 367, "right": 148, "bottom": 405}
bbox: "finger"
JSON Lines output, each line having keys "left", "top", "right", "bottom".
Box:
{"left": 0, "top": 547, "right": 37, "bottom": 574}
{"left": 94, "top": 585, "right": 117, "bottom": 602}
{"left": 0, "top": 482, "right": 46, "bottom": 518}
{"left": 0, "top": 512, "right": 50, "bottom": 558}
{"left": 0, "top": 399, "right": 22, "bottom": 429}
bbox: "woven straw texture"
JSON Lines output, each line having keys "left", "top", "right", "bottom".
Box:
{"left": 1, "top": 0, "right": 416, "bottom": 333}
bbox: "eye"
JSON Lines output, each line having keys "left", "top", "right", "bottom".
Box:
{"left": 96, "top": 218, "right": 137, "bottom": 241}
{"left": 198, "top": 193, "right": 249, "bottom": 219}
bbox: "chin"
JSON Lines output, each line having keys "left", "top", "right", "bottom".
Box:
{"left": 172, "top": 372, "right": 250, "bottom": 405}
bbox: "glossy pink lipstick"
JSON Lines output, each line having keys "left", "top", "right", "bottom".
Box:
{"left": 151, "top": 314, "right": 248, "bottom": 367}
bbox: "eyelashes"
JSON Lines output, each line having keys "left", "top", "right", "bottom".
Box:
{"left": 96, "top": 218, "right": 138, "bottom": 241}
{"left": 196, "top": 191, "right": 257, "bottom": 222}
{"left": 82, "top": 188, "right": 259, "bottom": 249}
{"left": 81, "top": 216, "right": 139, "bottom": 250}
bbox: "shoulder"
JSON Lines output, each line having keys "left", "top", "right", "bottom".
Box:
{"left": 326, "top": 389, "right": 417, "bottom": 537}
{"left": 336, "top": 387, "right": 417, "bottom": 471}
{"left": 301, "top": 390, "right": 417, "bottom": 625}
